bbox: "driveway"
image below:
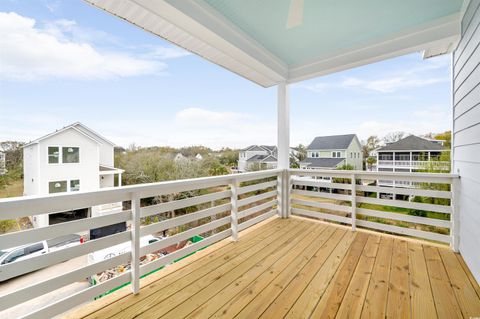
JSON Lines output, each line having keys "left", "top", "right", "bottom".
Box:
{"left": 0, "top": 255, "right": 90, "bottom": 318}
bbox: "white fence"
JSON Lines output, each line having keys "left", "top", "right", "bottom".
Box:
{"left": 289, "top": 169, "right": 459, "bottom": 249}
{"left": 0, "top": 169, "right": 281, "bottom": 318}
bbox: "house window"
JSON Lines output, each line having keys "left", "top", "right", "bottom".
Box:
{"left": 62, "top": 147, "right": 79, "bottom": 163}
{"left": 49, "top": 180, "right": 67, "bottom": 194}
{"left": 332, "top": 151, "right": 341, "bottom": 158}
{"left": 48, "top": 147, "right": 60, "bottom": 164}
{"left": 70, "top": 180, "right": 80, "bottom": 191}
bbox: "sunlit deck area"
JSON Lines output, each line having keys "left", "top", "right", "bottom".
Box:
{"left": 65, "top": 217, "right": 480, "bottom": 319}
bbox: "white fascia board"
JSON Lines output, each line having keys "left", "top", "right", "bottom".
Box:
{"left": 85, "top": 0, "right": 286, "bottom": 87}
{"left": 288, "top": 13, "right": 461, "bottom": 84}
{"left": 73, "top": 123, "right": 116, "bottom": 146}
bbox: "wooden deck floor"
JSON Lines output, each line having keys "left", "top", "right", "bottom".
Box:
{"left": 66, "top": 217, "right": 480, "bottom": 319}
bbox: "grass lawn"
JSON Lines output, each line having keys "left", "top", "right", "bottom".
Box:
{"left": 0, "top": 179, "right": 23, "bottom": 198}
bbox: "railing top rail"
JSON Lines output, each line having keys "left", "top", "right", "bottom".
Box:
{"left": 289, "top": 168, "right": 459, "bottom": 179}
{"left": 0, "top": 169, "right": 282, "bottom": 218}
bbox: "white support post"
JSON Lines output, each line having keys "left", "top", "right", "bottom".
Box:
{"left": 351, "top": 174, "right": 356, "bottom": 231}
{"left": 230, "top": 179, "right": 239, "bottom": 241}
{"left": 130, "top": 193, "right": 141, "bottom": 294}
{"left": 277, "top": 82, "right": 290, "bottom": 218}
{"left": 451, "top": 177, "right": 460, "bottom": 252}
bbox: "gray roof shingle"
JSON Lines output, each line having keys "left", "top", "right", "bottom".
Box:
{"left": 299, "top": 158, "right": 345, "bottom": 168}
{"left": 378, "top": 135, "right": 444, "bottom": 151}
{"left": 307, "top": 134, "right": 356, "bottom": 150}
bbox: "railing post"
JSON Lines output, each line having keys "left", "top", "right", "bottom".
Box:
{"left": 130, "top": 193, "right": 141, "bottom": 294}
{"left": 277, "top": 170, "right": 290, "bottom": 218}
{"left": 230, "top": 179, "right": 239, "bottom": 241}
{"left": 351, "top": 174, "right": 356, "bottom": 231}
{"left": 451, "top": 177, "right": 460, "bottom": 252}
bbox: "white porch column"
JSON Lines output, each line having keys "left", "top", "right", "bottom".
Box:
{"left": 118, "top": 173, "right": 122, "bottom": 187}
{"left": 277, "top": 82, "right": 290, "bottom": 218}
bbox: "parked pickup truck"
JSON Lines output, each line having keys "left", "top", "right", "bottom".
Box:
{"left": 0, "top": 234, "right": 82, "bottom": 281}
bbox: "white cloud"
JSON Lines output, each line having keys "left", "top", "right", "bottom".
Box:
{"left": 144, "top": 46, "right": 191, "bottom": 60}
{"left": 341, "top": 76, "right": 447, "bottom": 93}
{"left": 0, "top": 12, "right": 168, "bottom": 81}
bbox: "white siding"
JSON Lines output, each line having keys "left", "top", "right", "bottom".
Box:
{"left": 453, "top": 0, "right": 480, "bottom": 283}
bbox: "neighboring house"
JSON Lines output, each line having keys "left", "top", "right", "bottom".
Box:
{"left": 23, "top": 122, "right": 124, "bottom": 228}
{"left": 375, "top": 135, "right": 449, "bottom": 188}
{"left": 195, "top": 153, "right": 203, "bottom": 160}
{"left": 238, "top": 145, "right": 278, "bottom": 172}
{"left": 299, "top": 134, "right": 363, "bottom": 170}
{"left": 0, "top": 151, "right": 5, "bottom": 175}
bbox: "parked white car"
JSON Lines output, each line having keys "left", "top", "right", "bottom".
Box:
{"left": 0, "top": 234, "right": 82, "bottom": 281}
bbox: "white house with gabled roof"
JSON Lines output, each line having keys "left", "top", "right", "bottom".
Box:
{"left": 23, "top": 122, "right": 124, "bottom": 228}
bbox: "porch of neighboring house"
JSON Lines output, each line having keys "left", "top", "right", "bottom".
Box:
{"left": 64, "top": 217, "right": 480, "bottom": 319}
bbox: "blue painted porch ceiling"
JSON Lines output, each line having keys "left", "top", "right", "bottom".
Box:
{"left": 203, "top": 0, "right": 463, "bottom": 66}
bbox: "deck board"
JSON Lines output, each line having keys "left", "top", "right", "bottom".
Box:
{"left": 65, "top": 217, "right": 480, "bottom": 319}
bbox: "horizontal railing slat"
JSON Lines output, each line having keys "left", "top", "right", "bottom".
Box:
{"left": 355, "top": 219, "right": 451, "bottom": 243}
{"left": 355, "top": 196, "right": 451, "bottom": 214}
{"left": 0, "top": 231, "right": 131, "bottom": 281}
{"left": 237, "top": 190, "right": 278, "bottom": 207}
{"left": 0, "top": 252, "right": 130, "bottom": 312}
{"left": 356, "top": 208, "right": 451, "bottom": 228}
{"left": 140, "top": 203, "right": 231, "bottom": 237}
{"left": 238, "top": 210, "right": 276, "bottom": 231}
{"left": 140, "top": 190, "right": 231, "bottom": 218}
{"left": 0, "top": 211, "right": 131, "bottom": 250}
{"left": 356, "top": 185, "right": 452, "bottom": 199}
{"left": 140, "top": 216, "right": 230, "bottom": 255}
{"left": 237, "top": 180, "right": 277, "bottom": 195}
{"left": 291, "top": 178, "right": 351, "bottom": 190}
{"left": 140, "top": 229, "right": 231, "bottom": 276}
{"left": 22, "top": 272, "right": 131, "bottom": 319}
{"left": 291, "top": 198, "right": 352, "bottom": 213}
{"left": 291, "top": 208, "right": 352, "bottom": 224}
{"left": 238, "top": 200, "right": 277, "bottom": 219}
{"left": 291, "top": 189, "right": 351, "bottom": 202}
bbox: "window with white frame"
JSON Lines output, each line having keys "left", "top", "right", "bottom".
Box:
{"left": 62, "top": 147, "right": 80, "bottom": 163}
{"left": 48, "top": 147, "right": 60, "bottom": 164}
{"left": 70, "top": 180, "right": 80, "bottom": 191}
{"left": 332, "top": 151, "right": 341, "bottom": 158}
{"left": 49, "top": 180, "right": 67, "bottom": 193}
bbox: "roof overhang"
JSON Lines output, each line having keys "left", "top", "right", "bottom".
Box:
{"left": 85, "top": 0, "right": 466, "bottom": 87}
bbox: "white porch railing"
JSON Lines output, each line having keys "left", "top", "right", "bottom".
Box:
{"left": 378, "top": 160, "right": 450, "bottom": 169}
{"left": 0, "top": 168, "right": 460, "bottom": 318}
{"left": 289, "top": 169, "right": 459, "bottom": 249}
{"left": 0, "top": 169, "right": 281, "bottom": 318}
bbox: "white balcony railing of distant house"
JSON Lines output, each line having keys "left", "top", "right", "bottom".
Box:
{"left": 378, "top": 160, "right": 450, "bottom": 170}
{"left": 0, "top": 168, "right": 459, "bottom": 318}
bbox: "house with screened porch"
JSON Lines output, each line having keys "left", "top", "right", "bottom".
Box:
{"left": 0, "top": 0, "right": 479, "bottom": 318}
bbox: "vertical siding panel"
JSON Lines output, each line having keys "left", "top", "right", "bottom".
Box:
{"left": 453, "top": 0, "right": 480, "bottom": 284}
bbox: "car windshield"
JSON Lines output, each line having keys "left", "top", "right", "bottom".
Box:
{"left": 0, "top": 251, "right": 6, "bottom": 257}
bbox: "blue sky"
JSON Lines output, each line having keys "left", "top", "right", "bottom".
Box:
{"left": 0, "top": 0, "right": 452, "bottom": 149}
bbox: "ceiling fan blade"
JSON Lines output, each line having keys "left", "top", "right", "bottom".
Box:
{"left": 286, "top": 0, "right": 304, "bottom": 29}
